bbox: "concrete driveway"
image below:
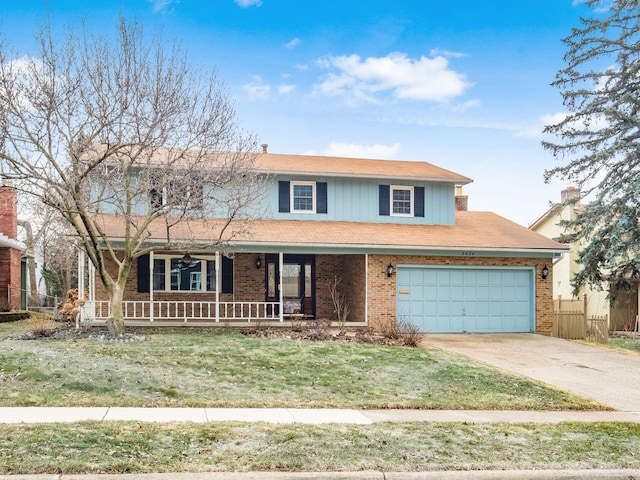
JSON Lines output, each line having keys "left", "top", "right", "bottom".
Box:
{"left": 422, "top": 333, "right": 640, "bottom": 411}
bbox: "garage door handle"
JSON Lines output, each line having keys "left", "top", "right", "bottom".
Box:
{"left": 399, "top": 289, "right": 410, "bottom": 294}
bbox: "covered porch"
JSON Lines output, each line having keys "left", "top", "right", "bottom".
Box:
{"left": 79, "top": 250, "right": 368, "bottom": 327}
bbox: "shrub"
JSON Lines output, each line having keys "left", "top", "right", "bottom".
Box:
{"left": 58, "top": 289, "right": 87, "bottom": 322}
{"left": 27, "top": 315, "right": 59, "bottom": 337}
{"left": 396, "top": 318, "right": 424, "bottom": 347}
{"left": 0, "top": 297, "right": 11, "bottom": 312}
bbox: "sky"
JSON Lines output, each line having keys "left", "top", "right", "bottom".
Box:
{"left": 0, "top": 0, "right": 598, "bottom": 226}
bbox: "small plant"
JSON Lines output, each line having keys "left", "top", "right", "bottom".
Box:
{"left": 305, "top": 318, "right": 332, "bottom": 341}
{"left": 396, "top": 317, "right": 423, "bottom": 347}
{"left": 328, "top": 275, "right": 350, "bottom": 335}
{"left": 378, "top": 315, "right": 399, "bottom": 339}
{"left": 0, "top": 297, "right": 11, "bottom": 312}
{"left": 27, "top": 315, "right": 59, "bottom": 337}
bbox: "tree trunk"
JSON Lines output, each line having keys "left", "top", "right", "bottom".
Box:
{"left": 106, "top": 282, "right": 125, "bottom": 336}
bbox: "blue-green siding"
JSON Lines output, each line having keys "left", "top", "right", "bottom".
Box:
{"left": 268, "top": 176, "right": 455, "bottom": 225}
{"left": 396, "top": 266, "right": 534, "bottom": 333}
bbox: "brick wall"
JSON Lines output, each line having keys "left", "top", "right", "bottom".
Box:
{"left": 315, "top": 254, "right": 345, "bottom": 319}
{"left": 367, "top": 254, "right": 554, "bottom": 334}
{"left": 342, "top": 254, "right": 366, "bottom": 322}
{"left": 0, "top": 187, "right": 21, "bottom": 307}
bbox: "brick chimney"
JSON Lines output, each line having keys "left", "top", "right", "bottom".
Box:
{"left": 0, "top": 185, "right": 21, "bottom": 308}
{"left": 454, "top": 185, "right": 468, "bottom": 211}
{"left": 261, "top": 144, "right": 268, "bottom": 153}
{"left": 561, "top": 186, "right": 580, "bottom": 203}
{"left": 0, "top": 185, "right": 18, "bottom": 239}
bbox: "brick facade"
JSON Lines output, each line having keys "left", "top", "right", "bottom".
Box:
{"left": 0, "top": 187, "right": 21, "bottom": 308}
{"left": 366, "top": 254, "right": 553, "bottom": 334}
{"left": 94, "top": 250, "right": 553, "bottom": 333}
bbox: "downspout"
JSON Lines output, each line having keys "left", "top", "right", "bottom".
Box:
{"left": 149, "top": 251, "right": 154, "bottom": 323}
{"left": 279, "top": 252, "right": 284, "bottom": 322}
{"left": 215, "top": 251, "right": 220, "bottom": 322}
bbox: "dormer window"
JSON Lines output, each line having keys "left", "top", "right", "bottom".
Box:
{"left": 291, "top": 181, "right": 316, "bottom": 213}
{"left": 391, "top": 186, "right": 413, "bottom": 217}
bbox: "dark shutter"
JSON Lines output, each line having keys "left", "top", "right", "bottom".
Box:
{"left": 278, "top": 181, "right": 290, "bottom": 213}
{"left": 221, "top": 256, "right": 234, "bottom": 294}
{"left": 317, "top": 182, "right": 327, "bottom": 214}
{"left": 137, "top": 255, "right": 150, "bottom": 293}
{"left": 379, "top": 185, "right": 390, "bottom": 216}
{"left": 414, "top": 186, "right": 425, "bottom": 217}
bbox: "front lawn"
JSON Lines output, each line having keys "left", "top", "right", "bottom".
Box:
{"left": 2, "top": 421, "right": 639, "bottom": 473}
{"left": 606, "top": 337, "right": 640, "bottom": 355}
{"left": 0, "top": 320, "right": 603, "bottom": 410}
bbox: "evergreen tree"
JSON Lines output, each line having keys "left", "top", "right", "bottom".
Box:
{"left": 543, "top": 0, "right": 640, "bottom": 299}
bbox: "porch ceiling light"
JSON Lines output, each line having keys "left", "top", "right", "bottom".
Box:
{"left": 182, "top": 252, "right": 193, "bottom": 265}
{"left": 386, "top": 263, "right": 394, "bottom": 278}
{"left": 541, "top": 265, "right": 550, "bottom": 280}
{"left": 255, "top": 256, "right": 262, "bottom": 269}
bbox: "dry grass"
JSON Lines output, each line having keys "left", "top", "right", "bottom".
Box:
{"left": 1, "top": 421, "right": 640, "bottom": 474}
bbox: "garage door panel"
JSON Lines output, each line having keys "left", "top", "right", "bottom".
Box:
{"left": 397, "top": 266, "right": 533, "bottom": 333}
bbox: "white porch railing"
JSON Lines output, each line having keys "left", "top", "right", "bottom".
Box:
{"left": 85, "top": 300, "right": 280, "bottom": 324}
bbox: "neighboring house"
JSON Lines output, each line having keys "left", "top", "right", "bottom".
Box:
{"left": 530, "top": 187, "right": 637, "bottom": 331}
{"left": 83, "top": 147, "right": 566, "bottom": 333}
{"left": 0, "top": 186, "right": 26, "bottom": 309}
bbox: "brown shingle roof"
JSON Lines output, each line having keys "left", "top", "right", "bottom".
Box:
{"left": 254, "top": 152, "right": 472, "bottom": 184}
{"left": 95, "top": 211, "right": 566, "bottom": 253}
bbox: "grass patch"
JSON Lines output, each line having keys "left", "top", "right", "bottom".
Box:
{"left": 0, "top": 322, "right": 603, "bottom": 410}
{"left": 0, "top": 421, "right": 639, "bottom": 474}
{"left": 606, "top": 338, "right": 640, "bottom": 354}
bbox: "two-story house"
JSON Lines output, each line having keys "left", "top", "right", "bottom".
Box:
{"left": 531, "top": 187, "right": 638, "bottom": 331}
{"left": 83, "top": 147, "right": 566, "bottom": 333}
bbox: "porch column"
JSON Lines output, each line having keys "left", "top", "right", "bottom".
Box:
{"left": 365, "top": 253, "right": 369, "bottom": 325}
{"left": 88, "top": 258, "right": 95, "bottom": 302}
{"left": 279, "top": 252, "right": 284, "bottom": 322}
{"left": 149, "top": 251, "right": 154, "bottom": 323}
{"left": 215, "top": 251, "right": 220, "bottom": 322}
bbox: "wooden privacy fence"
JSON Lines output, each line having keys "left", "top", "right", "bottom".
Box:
{"left": 552, "top": 294, "right": 608, "bottom": 343}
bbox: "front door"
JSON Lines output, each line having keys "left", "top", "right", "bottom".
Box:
{"left": 265, "top": 254, "right": 315, "bottom": 317}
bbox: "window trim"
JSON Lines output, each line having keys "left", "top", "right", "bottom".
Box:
{"left": 390, "top": 185, "right": 414, "bottom": 217}
{"left": 152, "top": 254, "right": 217, "bottom": 293}
{"left": 290, "top": 181, "right": 316, "bottom": 214}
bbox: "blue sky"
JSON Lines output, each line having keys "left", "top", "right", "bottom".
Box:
{"left": 0, "top": 0, "right": 595, "bottom": 225}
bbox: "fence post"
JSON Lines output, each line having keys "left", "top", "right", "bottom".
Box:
{"left": 54, "top": 296, "right": 58, "bottom": 320}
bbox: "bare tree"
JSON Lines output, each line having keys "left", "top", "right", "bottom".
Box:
{"left": 0, "top": 18, "right": 265, "bottom": 335}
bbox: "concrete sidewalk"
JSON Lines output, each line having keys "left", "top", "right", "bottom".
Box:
{"left": 1, "top": 407, "right": 640, "bottom": 424}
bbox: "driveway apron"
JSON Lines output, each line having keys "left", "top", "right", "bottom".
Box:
{"left": 422, "top": 333, "right": 640, "bottom": 411}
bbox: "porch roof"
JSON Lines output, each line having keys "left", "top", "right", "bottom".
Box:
{"left": 94, "top": 211, "right": 568, "bottom": 255}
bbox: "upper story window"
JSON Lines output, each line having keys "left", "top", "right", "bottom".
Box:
{"left": 152, "top": 255, "right": 216, "bottom": 292}
{"left": 391, "top": 185, "right": 413, "bottom": 217}
{"left": 378, "top": 184, "right": 424, "bottom": 218}
{"left": 291, "top": 181, "right": 316, "bottom": 213}
{"left": 148, "top": 174, "right": 203, "bottom": 211}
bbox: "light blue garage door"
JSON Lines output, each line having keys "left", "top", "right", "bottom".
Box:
{"left": 396, "top": 266, "right": 534, "bottom": 333}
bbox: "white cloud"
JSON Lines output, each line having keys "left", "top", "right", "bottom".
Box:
{"left": 242, "top": 75, "right": 270, "bottom": 100}
{"left": 515, "top": 111, "right": 609, "bottom": 139}
{"left": 235, "top": 0, "right": 262, "bottom": 7}
{"left": 429, "top": 48, "right": 467, "bottom": 58}
{"left": 295, "top": 64, "right": 309, "bottom": 71}
{"left": 452, "top": 99, "right": 481, "bottom": 112}
{"left": 314, "top": 52, "right": 472, "bottom": 104}
{"left": 149, "top": 0, "right": 178, "bottom": 13}
{"left": 278, "top": 84, "right": 296, "bottom": 94}
{"left": 285, "top": 38, "right": 301, "bottom": 49}
{"left": 305, "top": 142, "right": 401, "bottom": 159}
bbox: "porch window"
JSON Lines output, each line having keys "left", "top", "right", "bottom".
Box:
{"left": 391, "top": 186, "right": 413, "bottom": 216}
{"left": 152, "top": 256, "right": 216, "bottom": 292}
{"left": 291, "top": 181, "right": 316, "bottom": 213}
